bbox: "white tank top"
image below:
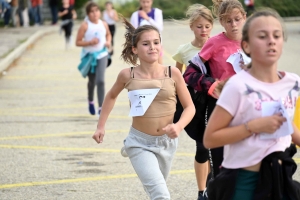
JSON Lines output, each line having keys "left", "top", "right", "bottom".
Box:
{"left": 83, "top": 19, "right": 107, "bottom": 56}
{"left": 103, "top": 11, "right": 116, "bottom": 25}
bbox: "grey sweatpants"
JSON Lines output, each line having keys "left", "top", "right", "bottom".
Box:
{"left": 124, "top": 126, "right": 178, "bottom": 200}
{"left": 87, "top": 56, "right": 108, "bottom": 107}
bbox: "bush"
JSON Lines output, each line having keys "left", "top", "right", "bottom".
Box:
{"left": 114, "top": 0, "right": 300, "bottom": 19}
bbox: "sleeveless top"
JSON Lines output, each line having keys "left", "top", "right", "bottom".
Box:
{"left": 138, "top": 8, "right": 155, "bottom": 26}
{"left": 103, "top": 10, "right": 116, "bottom": 25}
{"left": 124, "top": 66, "right": 177, "bottom": 118}
{"left": 83, "top": 19, "right": 108, "bottom": 59}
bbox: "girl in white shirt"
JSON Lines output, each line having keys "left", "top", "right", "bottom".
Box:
{"left": 76, "top": 2, "right": 111, "bottom": 116}
{"left": 103, "top": 1, "right": 118, "bottom": 54}
{"left": 130, "top": 0, "right": 163, "bottom": 63}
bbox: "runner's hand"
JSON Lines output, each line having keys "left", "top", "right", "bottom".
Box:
{"left": 104, "top": 41, "right": 111, "bottom": 48}
{"left": 162, "top": 123, "right": 181, "bottom": 139}
{"left": 63, "top": 9, "right": 68, "bottom": 15}
{"left": 92, "top": 128, "right": 105, "bottom": 143}
{"left": 138, "top": 10, "right": 149, "bottom": 20}
{"left": 89, "top": 38, "right": 99, "bottom": 45}
{"left": 249, "top": 113, "right": 286, "bottom": 134}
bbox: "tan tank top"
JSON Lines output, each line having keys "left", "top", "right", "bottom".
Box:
{"left": 124, "top": 66, "right": 177, "bottom": 118}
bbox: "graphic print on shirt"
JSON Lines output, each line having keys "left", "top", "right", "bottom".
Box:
{"left": 244, "top": 81, "right": 299, "bottom": 110}
{"left": 243, "top": 81, "right": 299, "bottom": 139}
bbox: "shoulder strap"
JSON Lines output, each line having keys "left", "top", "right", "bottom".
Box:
{"left": 168, "top": 66, "right": 171, "bottom": 78}
{"left": 130, "top": 67, "right": 134, "bottom": 78}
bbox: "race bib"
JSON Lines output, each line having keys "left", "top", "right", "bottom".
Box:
{"left": 226, "top": 50, "right": 251, "bottom": 73}
{"left": 128, "top": 88, "right": 160, "bottom": 117}
{"left": 260, "top": 101, "right": 293, "bottom": 140}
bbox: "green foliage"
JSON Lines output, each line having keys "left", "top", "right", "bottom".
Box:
{"left": 114, "top": 0, "right": 300, "bottom": 19}
{"left": 248, "top": 0, "right": 300, "bottom": 17}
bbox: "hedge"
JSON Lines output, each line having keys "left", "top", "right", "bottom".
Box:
{"left": 73, "top": 0, "right": 300, "bottom": 18}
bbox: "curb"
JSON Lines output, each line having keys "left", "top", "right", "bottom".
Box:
{"left": 0, "top": 28, "right": 57, "bottom": 74}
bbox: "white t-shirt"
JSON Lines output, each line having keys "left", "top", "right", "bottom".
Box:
{"left": 103, "top": 10, "right": 116, "bottom": 25}
{"left": 217, "top": 70, "right": 300, "bottom": 169}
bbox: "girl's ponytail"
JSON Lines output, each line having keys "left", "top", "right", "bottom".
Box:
{"left": 120, "top": 17, "right": 139, "bottom": 66}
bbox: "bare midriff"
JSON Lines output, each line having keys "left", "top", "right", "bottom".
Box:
{"left": 243, "top": 162, "right": 261, "bottom": 172}
{"left": 132, "top": 114, "right": 174, "bottom": 136}
{"left": 242, "top": 159, "right": 282, "bottom": 172}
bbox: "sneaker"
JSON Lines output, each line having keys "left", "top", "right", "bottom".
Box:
{"left": 96, "top": 108, "right": 101, "bottom": 118}
{"left": 120, "top": 146, "right": 128, "bottom": 157}
{"left": 202, "top": 188, "right": 208, "bottom": 200}
{"left": 197, "top": 194, "right": 206, "bottom": 200}
{"left": 88, "top": 102, "right": 95, "bottom": 115}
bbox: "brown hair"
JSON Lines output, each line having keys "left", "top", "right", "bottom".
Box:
{"left": 85, "top": 2, "right": 100, "bottom": 15}
{"left": 241, "top": 8, "right": 287, "bottom": 58}
{"left": 212, "top": 0, "right": 246, "bottom": 21}
{"left": 186, "top": 4, "right": 214, "bottom": 26}
{"left": 120, "top": 17, "right": 161, "bottom": 66}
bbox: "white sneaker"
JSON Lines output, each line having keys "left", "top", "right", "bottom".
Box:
{"left": 120, "top": 146, "right": 128, "bottom": 157}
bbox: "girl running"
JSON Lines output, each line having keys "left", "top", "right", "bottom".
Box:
{"left": 58, "top": 0, "right": 77, "bottom": 49}
{"left": 172, "top": 4, "right": 214, "bottom": 200}
{"left": 92, "top": 18, "right": 195, "bottom": 200}
{"left": 183, "top": 0, "right": 247, "bottom": 179}
{"left": 204, "top": 8, "right": 300, "bottom": 200}
{"left": 103, "top": 1, "right": 118, "bottom": 55}
{"left": 76, "top": 2, "right": 111, "bottom": 116}
{"left": 130, "top": 0, "right": 163, "bottom": 64}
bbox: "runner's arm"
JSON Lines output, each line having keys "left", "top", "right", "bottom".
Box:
{"left": 97, "top": 69, "right": 129, "bottom": 129}
{"left": 292, "top": 123, "right": 300, "bottom": 146}
{"left": 183, "top": 58, "right": 215, "bottom": 92}
{"left": 175, "top": 62, "right": 183, "bottom": 73}
{"left": 75, "top": 22, "right": 91, "bottom": 47}
{"left": 103, "top": 21, "right": 112, "bottom": 47}
{"left": 172, "top": 67, "right": 195, "bottom": 130}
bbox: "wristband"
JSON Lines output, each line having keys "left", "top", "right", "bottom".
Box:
{"left": 208, "top": 80, "right": 220, "bottom": 97}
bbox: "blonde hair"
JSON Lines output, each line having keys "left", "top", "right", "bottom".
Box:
{"left": 212, "top": 0, "right": 246, "bottom": 21}
{"left": 120, "top": 17, "right": 161, "bottom": 66}
{"left": 186, "top": 4, "right": 214, "bottom": 26}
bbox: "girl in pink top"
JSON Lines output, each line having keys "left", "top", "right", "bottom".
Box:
{"left": 184, "top": 0, "right": 247, "bottom": 180}
{"left": 204, "top": 9, "right": 300, "bottom": 200}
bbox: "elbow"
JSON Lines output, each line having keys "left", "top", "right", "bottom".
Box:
{"left": 75, "top": 41, "right": 80, "bottom": 47}
{"left": 203, "top": 131, "right": 215, "bottom": 149}
{"left": 191, "top": 105, "right": 196, "bottom": 117}
{"left": 203, "top": 139, "right": 214, "bottom": 149}
{"left": 185, "top": 103, "right": 195, "bottom": 117}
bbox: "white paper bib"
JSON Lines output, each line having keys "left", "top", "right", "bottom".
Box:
{"left": 260, "top": 101, "right": 293, "bottom": 140}
{"left": 128, "top": 88, "right": 160, "bottom": 117}
{"left": 226, "top": 50, "right": 251, "bottom": 73}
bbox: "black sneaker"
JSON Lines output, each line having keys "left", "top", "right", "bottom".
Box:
{"left": 197, "top": 194, "right": 207, "bottom": 200}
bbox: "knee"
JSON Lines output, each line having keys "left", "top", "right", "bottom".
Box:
{"left": 96, "top": 79, "right": 105, "bottom": 87}
{"left": 195, "top": 143, "right": 209, "bottom": 163}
